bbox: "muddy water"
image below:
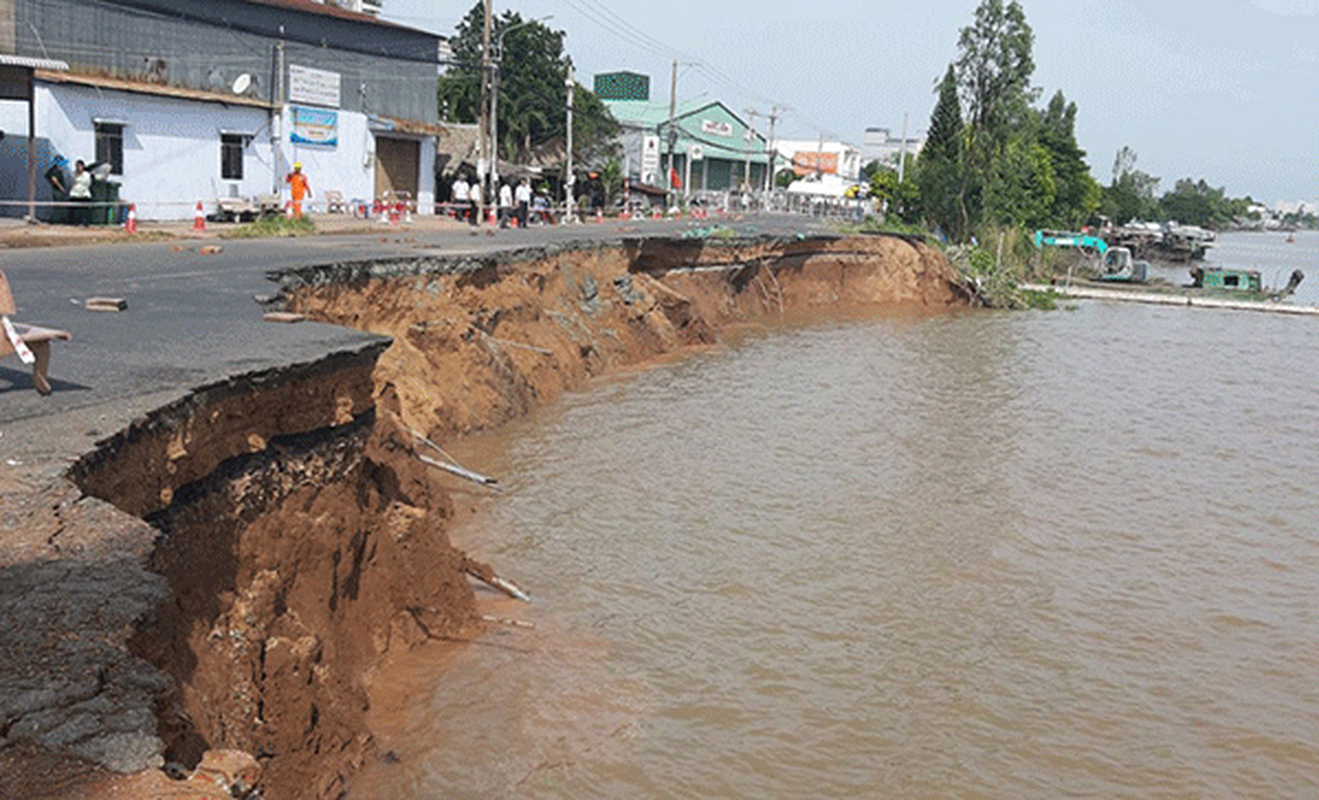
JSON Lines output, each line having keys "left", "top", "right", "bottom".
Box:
{"left": 353, "top": 236, "right": 1319, "bottom": 798}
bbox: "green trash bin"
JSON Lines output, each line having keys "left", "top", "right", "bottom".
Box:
{"left": 90, "top": 180, "right": 121, "bottom": 225}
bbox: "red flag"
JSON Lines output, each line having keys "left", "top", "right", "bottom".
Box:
{"left": 670, "top": 167, "right": 682, "bottom": 189}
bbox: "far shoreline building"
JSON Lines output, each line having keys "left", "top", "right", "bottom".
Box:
{"left": 861, "top": 126, "right": 925, "bottom": 171}
{"left": 596, "top": 71, "right": 768, "bottom": 196}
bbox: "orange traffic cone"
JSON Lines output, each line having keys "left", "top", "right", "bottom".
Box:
{"left": 193, "top": 201, "right": 205, "bottom": 232}
{"left": 124, "top": 203, "right": 138, "bottom": 234}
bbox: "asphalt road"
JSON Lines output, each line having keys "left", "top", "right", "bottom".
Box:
{"left": 0, "top": 212, "right": 833, "bottom": 470}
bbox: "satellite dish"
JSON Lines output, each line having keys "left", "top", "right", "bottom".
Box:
{"left": 232, "top": 74, "right": 252, "bottom": 95}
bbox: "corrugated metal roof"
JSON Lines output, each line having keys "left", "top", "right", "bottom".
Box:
{"left": 0, "top": 54, "right": 69, "bottom": 71}
{"left": 605, "top": 98, "right": 769, "bottom": 162}
{"left": 36, "top": 69, "right": 274, "bottom": 109}
{"left": 242, "top": 0, "right": 426, "bottom": 34}
{"left": 604, "top": 98, "right": 718, "bottom": 128}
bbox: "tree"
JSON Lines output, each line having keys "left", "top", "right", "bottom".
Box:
{"left": 1036, "top": 90, "right": 1099, "bottom": 228}
{"left": 955, "top": 0, "right": 1036, "bottom": 188}
{"left": 1159, "top": 178, "right": 1236, "bottom": 228}
{"left": 1103, "top": 147, "right": 1160, "bottom": 223}
{"left": 983, "top": 138, "right": 1055, "bottom": 229}
{"left": 438, "top": 4, "right": 618, "bottom": 166}
{"left": 916, "top": 65, "right": 964, "bottom": 238}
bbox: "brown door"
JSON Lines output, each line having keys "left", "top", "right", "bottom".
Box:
{"left": 374, "top": 136, "right": 419, "bottom": 201}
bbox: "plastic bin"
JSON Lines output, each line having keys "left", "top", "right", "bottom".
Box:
{"left": 90, "top": 180, "right": 121, "bottom": 225}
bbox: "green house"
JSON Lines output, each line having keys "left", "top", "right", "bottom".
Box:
{"left": 603, "top": 96, "right": 769, "bottom": 194}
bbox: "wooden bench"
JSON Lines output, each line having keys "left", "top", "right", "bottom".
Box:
{"left": 0, "top": 270, "right": 71, "bottom": 395}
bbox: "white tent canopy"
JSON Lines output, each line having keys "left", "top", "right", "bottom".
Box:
{"left": 784, "top": 173, "right": 858, "bottom": 198}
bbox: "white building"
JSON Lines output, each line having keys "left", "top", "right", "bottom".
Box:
{"left": 860, "top": 127, "right": 925, "bottom": 171}
{"left": 0, "top": 0, "right": 442, "bottom": 221}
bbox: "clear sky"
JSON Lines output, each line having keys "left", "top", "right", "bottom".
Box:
{"left": 381, "top": 0, "right": 1319, "bottom": 205}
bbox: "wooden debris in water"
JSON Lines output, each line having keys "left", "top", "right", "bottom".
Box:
{"left": 410, "top": 427, "right": 502, "bottom": 491}
{"left": 417, "top": 453, "right": 501, "bottom": 491}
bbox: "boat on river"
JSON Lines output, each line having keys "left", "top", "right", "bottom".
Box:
{"left": 1188, "top": 266, "right": 1304, "bottom": 298}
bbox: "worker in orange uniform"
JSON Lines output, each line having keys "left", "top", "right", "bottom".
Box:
{"left": 285, "top": 162, "right": 312, "bottom": 218}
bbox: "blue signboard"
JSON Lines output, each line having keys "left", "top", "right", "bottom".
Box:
{"left": 291, "top": 106, "right": 338, "bottom": 147}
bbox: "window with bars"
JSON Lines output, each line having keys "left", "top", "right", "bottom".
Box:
{"left": 94, "top": 123, "right": 124, "bottom": 175}
{"left": 221, "top": 133, "right": 247, "bottom": 180}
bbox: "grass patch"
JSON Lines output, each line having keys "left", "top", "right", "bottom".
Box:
{"left": 223, "top": 216, "right": 318, "bottom": 239}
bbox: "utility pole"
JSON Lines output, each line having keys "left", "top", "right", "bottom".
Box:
{"left": 477, "top": 0, "right": 492, "bottom": 225}
{"left": 666, "top": 59, "right": 677, "bottom": 210}
{"left": 898, "top": 112, "right": 909, "bottom": 183}
{"left": 765, "top": 106, "right": 780, "bottom": 197}
{"left": 270, "top": 27, "right": 285, "bottom": 195}
{"left": 742, "top": 108, "right": 754, "bottom": 193}
{"left": 565, "top": 64, "right": 575, "bottom": 223}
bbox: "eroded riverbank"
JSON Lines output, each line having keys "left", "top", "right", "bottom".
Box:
{"left": 0, "top": 234, "right": 956, "bottom": 799}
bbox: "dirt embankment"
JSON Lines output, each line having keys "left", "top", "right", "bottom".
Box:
{"left": 1, "top": 234, "right": 955, "bottom": 800}
{"left": 279, "top": 234, "right": 956, "bottom": 442}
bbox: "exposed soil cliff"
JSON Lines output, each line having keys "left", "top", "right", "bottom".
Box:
{"left": 1, "top": 234, "right": 956, "bottom": 800}
{"left": 279, "top": 234, "right": 954, "bottom": 443}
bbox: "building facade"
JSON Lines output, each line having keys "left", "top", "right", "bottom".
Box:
{"left": 0, "top": 0, "right": 442, "bottom": 220}
{"left": 603, "top": 95, "right": 768, "bottom": 196}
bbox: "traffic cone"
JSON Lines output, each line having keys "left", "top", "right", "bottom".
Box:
{"left": 123, "top": 203, "right": 138, "bottom": 234}
{"left": 193, "top": 201, "right": 205, "bottom": 232}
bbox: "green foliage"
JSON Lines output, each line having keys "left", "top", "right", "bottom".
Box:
{"left": 570, "top": 88, "right": 622, "bottom": 167}
{"left": 868, "top": 168, "right": 921, "bottom": 225}
{"left": 1101, "top": 146, "right": 1261, "bottom": 229}
{"left": 984, "top": 138, "right": 1056, "bottom": 229}
{"left": 1018, "top": 288, "right": 1059, "bottom": 310}
{"left": 946, "top": 226, "right": 1056, "bottom": 308}
{"left": 1158, "top": 178, "right": 1239, "bottom": 228}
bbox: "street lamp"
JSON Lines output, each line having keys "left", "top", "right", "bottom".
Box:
{"left": 490, "top": 14, "right": 552, "bottom": 190}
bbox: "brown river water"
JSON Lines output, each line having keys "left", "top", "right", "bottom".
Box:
{"left": 351, "top": 232, "right": 1319, "bottom": 798}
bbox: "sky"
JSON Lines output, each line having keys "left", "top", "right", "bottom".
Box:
{"left": 381, "top": 0, "right": 1319, "bottom": 205}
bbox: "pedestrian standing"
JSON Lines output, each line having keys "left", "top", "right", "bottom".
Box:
{"left": 515, "top": 178, "right": 531, "bottom": 229}
{"left": 451, "top": 175, "right": 469, "bottom": 222}
{"left": 44, "top": 155, "right": 69, "bottom": 224}
{"left": 468, "top": 179, "right": 482, "bottom": 226}
{"left": 69, "top": 159, "right": 93, "bottom": 226}
{"left": 285, "top": 162, "right": 312, "bottom": 219}
{"left": 498, "top": 181, "right": 513, "bottom": 228}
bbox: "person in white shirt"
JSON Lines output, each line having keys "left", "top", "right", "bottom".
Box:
{"left": 451, "top": 176, "right": 469, "bottom": 223}
{"left": 515, "top": 178, "right": 532, "bottom": 229}
{"left": 498, "top": 181, "right": 513, "bottom": 228}
{"left": 467, "top": 180, "right": 482, "bottom": 226}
